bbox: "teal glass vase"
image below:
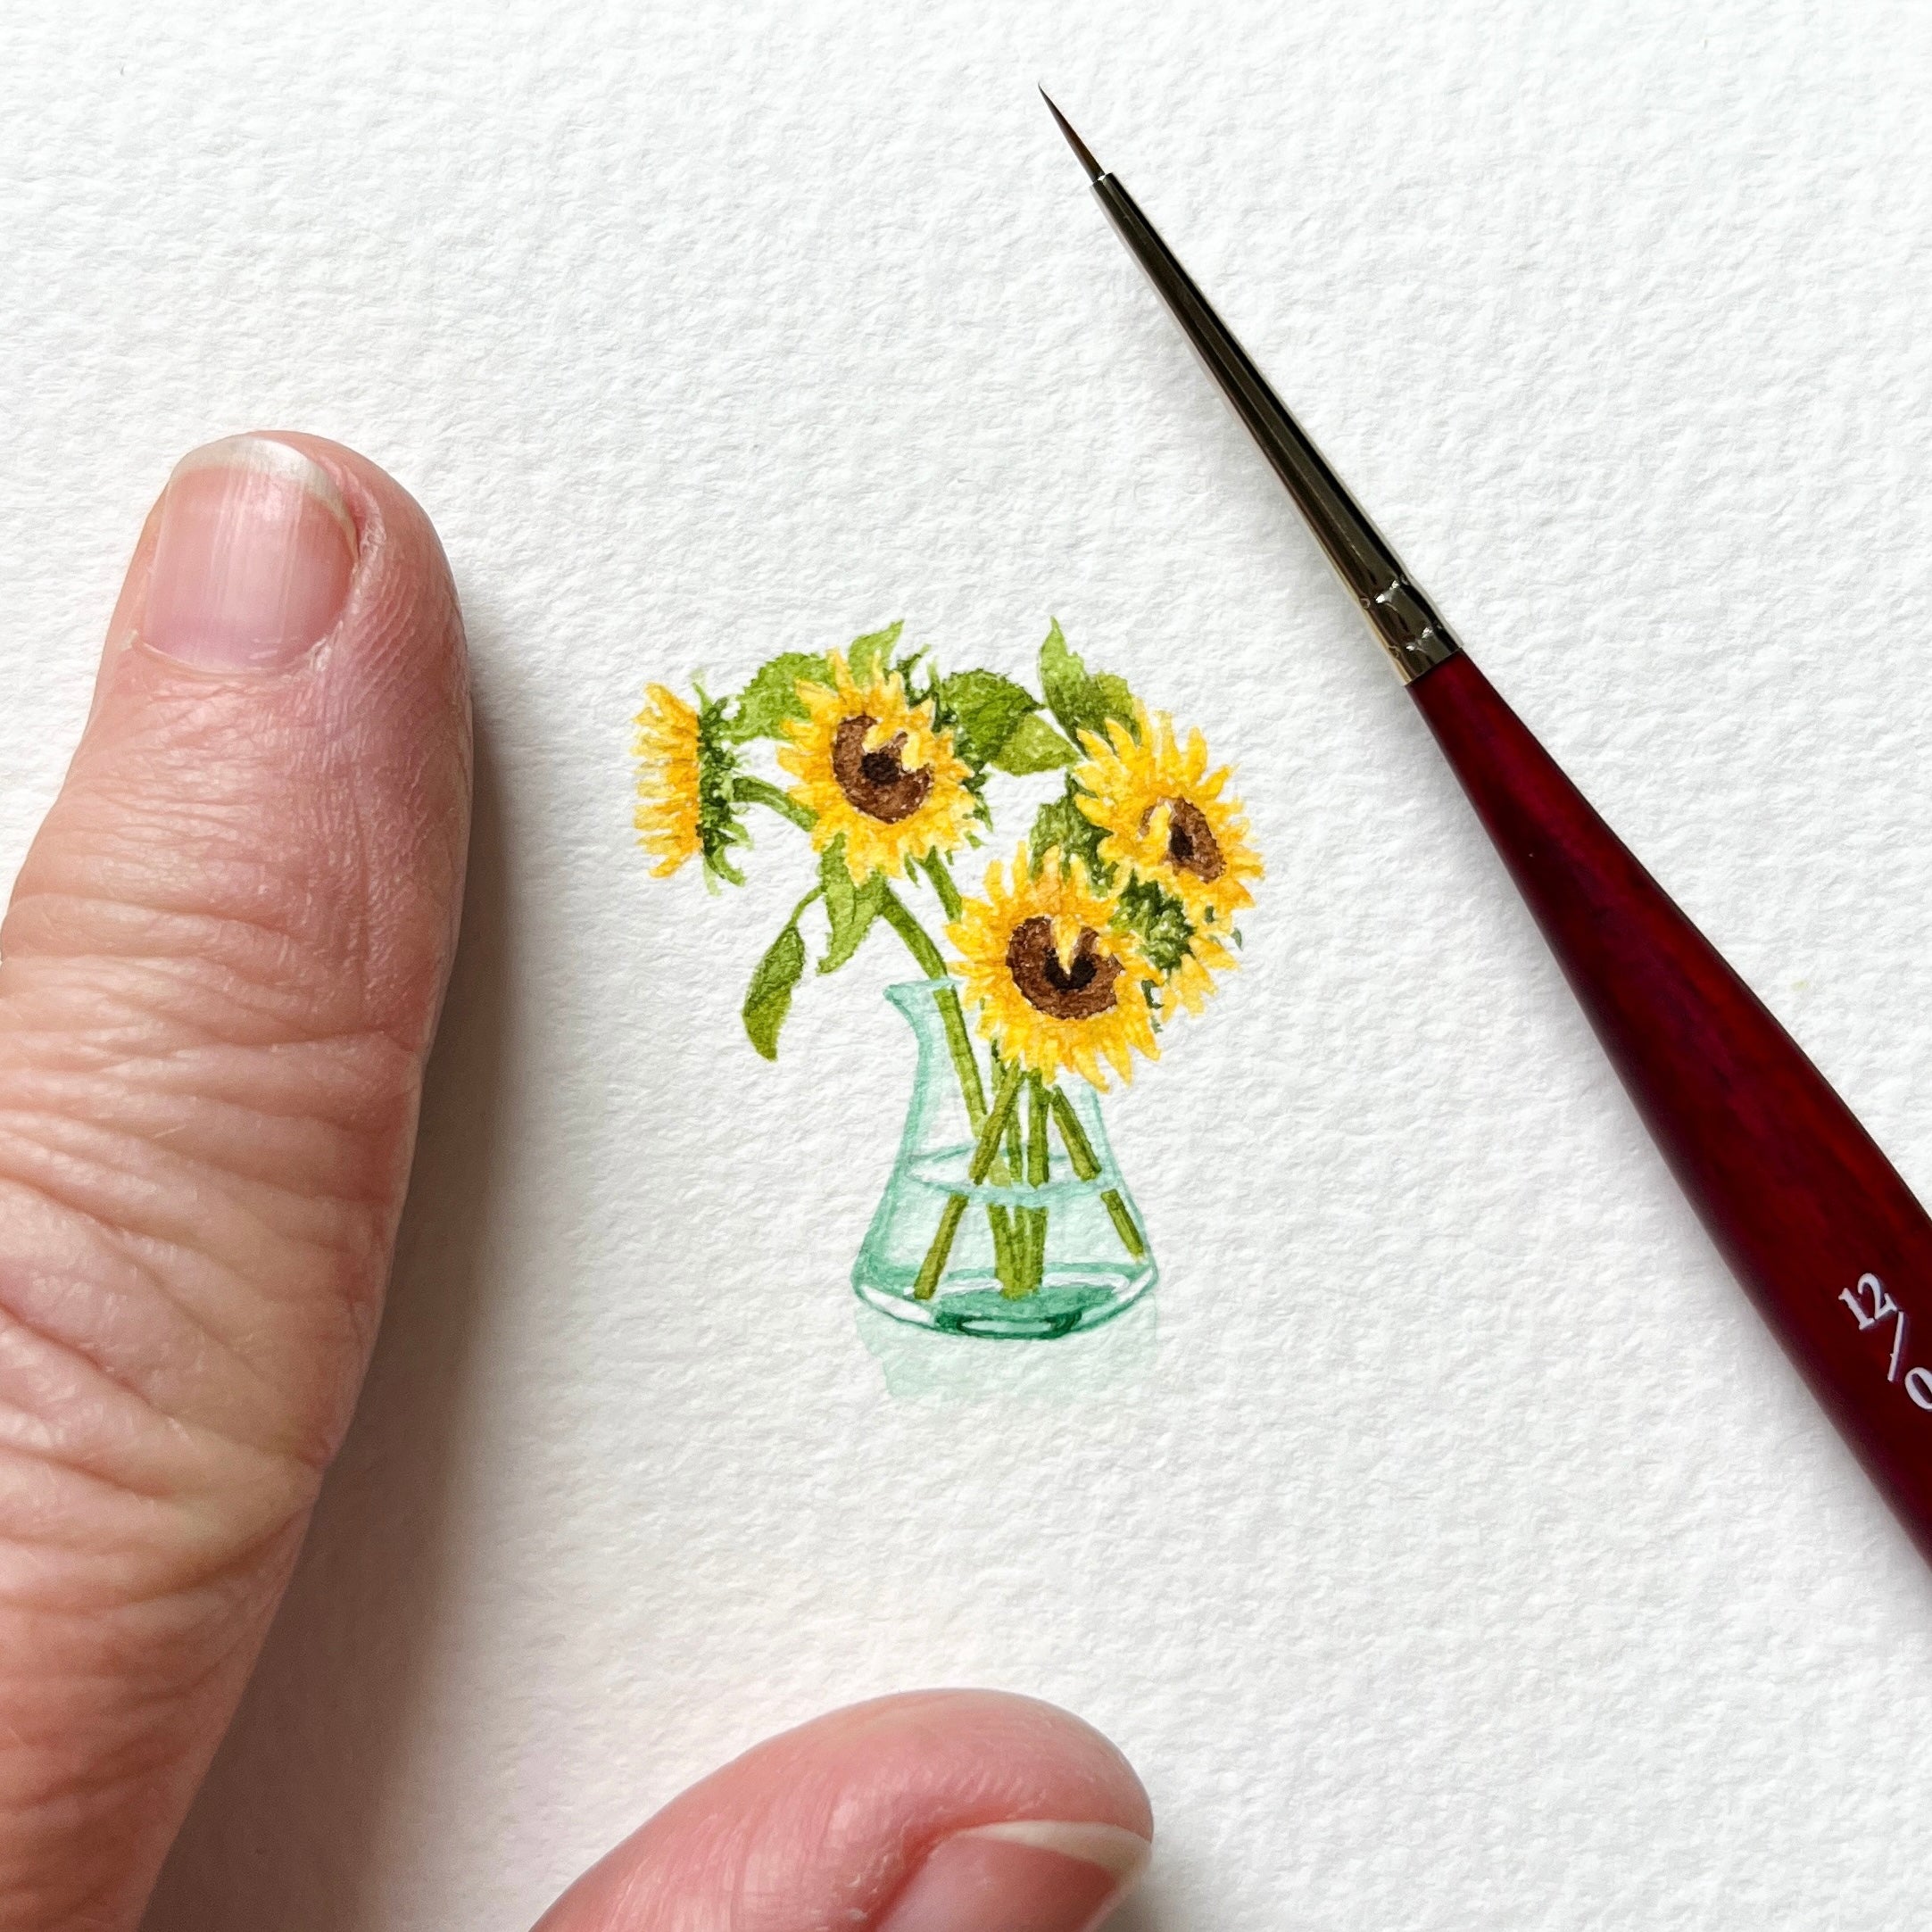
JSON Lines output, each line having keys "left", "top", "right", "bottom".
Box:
{"left": 852, "top": 978, "right": 1158, "bottom": 1339}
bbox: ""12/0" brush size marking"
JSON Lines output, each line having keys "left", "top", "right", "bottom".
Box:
{"left": 1838, "top": 1273, "right": 1932, "bottom": 1408}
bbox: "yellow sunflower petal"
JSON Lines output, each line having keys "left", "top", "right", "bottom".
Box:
{"left": 633, "top": 684, "right": 703, "bottom": 877}
{"left": 1071, "top": 702, "right": 1264, "bottom": 926}
{"left": 779, "top": 650, "right": 976, "bottom": 882}
{"left": 946, "top": 844, "right": 1158, "bottom": 1091}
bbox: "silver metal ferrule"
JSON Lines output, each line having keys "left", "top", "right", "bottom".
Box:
{"left": 1090, "top": 172, "right": 1461, "bottom": 685}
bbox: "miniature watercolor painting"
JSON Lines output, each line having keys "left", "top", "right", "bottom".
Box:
{"left": 633, "top": 622, "right": 1262, "bottom": 1339}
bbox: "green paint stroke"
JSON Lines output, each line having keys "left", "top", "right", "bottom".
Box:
{"left": 1014, "top": 1073, "right": 1050, "bottom": 1298}
{"left": 880, "top": 889, "right": 986, "bottom": 1129}
{"left": 1048, "top": 1085, "right": 1146, "bottom": 1261}
{"left": 912, "top": 1062, "right": 1024, "bottom": 1298}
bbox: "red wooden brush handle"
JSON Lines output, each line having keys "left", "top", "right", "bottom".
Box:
{"left": 1410, "top": 651, "right": 1932, "bottom": 1558}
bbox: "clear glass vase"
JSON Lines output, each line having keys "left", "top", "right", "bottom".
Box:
{"left": 852, "top": 978, "right": 1158, "bottom": 1339}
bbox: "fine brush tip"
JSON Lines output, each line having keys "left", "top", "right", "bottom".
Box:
{"left": 1039, "top": 87, "right": 1104, "bottom": 181}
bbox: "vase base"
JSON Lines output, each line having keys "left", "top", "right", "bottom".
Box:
{"left": 852, "top": 1264, "right": 1156, "bottom": 1339}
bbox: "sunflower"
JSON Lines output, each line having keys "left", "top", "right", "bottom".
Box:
{"left": 1072, "top": 705, "right": 1263, "bottom": 928}
{"left": 777, "top": 652, "right": 976, "bottom": 882}
{"left": 949, "top": 847, "right": 1158, "bottom": 1090}
{"left": 634, "top": 684, "right": 745, "bottom": 883}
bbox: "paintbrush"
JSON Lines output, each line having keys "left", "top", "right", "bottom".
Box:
{"left": 1042, "top": 92, "right": 1932, "bottom": 1563}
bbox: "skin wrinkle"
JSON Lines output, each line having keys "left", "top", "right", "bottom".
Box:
{"left": 0, "top": 1248, "right": 373, "bottom": 1489}
{"left": 0, "top": 1057, "right": 418, "bottom": 1193}
{"left": 4, "top": 898, "right": 374, "bottom": 1020}
{"left": 0, "top": 1457, "right": 305, "bottom": 1600}
{"left": 3, "top": 880, "right": 385, "bottom": 1033}
{"left": 0, "top": 1066, "right": 410, "bottom": 1175}
{"left": 7, "top": 1596, "right": 258, "bottom": 1711}
{"left": 0, "top": 1431, "right": 194, "bottom": 1530}
{"left": 0, "top": 1207, "right": 287, "bottom": 1422}
{"left": 0, "top": 1530, "right": 308, "bottom": 1644}
{"left": 0, "top": 958, "right": 420, "bottom": 1153}
{"left": 0, "top": 946, "right": 361, "bottom": 1042}
{"left": 0, "top": 1175, "right": 374, "bottom": 1364}
{"left": 0, "top": 1314, "right": 207, "bottom": 1488}
{"left": 21, "top": 783, "right": 361, "bottom": 932}
{"left": 0, "top": 888, "right": 405, "bottom": 1033}
{"left": 0, "top": 1407, "right": 303, "bottom": 1551}
{"left": 0, "top": 972, "right": 435, "bottom": 1070}
{"left": 0, "top": 1428, "right": 211, "bottom": 1530}
{"left": 0, "top": 1115, "right": 394, "bottom": 1302}
{"left": 2, "top": 927, "right": 357, "bottom": 1028}
{"left": 0, "top": 1576, "right": 287, "bottom": 1875}
{"left": 0, "top": 1560, "right": 261, "bottom": 1658}
{"left": 0, "top": 1277, "right": 307, "bottom": 1499}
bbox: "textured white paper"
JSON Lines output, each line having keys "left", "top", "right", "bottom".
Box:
{"left": 3, "top": 1, "right": 1931, "bottom": 1924}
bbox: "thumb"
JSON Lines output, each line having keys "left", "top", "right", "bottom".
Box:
{"left": 535, "top": 1690, "right": 1154, "bottom": 1932}
{"left": 0, "top": 434, "right": 468, "bottom": 1927}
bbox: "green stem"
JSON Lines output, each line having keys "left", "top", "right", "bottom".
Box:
{"left": 970, "top": 1066, "right": 1026, "bottom": 1183}
{"left": 1046, "top": 1087, "right": 1100, "bottom": 1181}
{"left": 1012, "top": 1074, "right": 1049, "bottom": 1298}
{"left": 1047, "top": 1085, "right": 1146, "bottom": 1262}
{"left": 1100, "top": 1190, "right": 1147, "bottom": 1260}
{"left": 880, "top": 887, "right": 987, "bottom": 1131}
{"left": 912, "top": 1198, "right": 968, "bottom": 1302}
{"left": 987, "top": 1203, "right": 1019, "bottom": 1289}
{"left": 878, "top": 884, "right": 947, "bottom": 978}
{"left": 912, "top": 1065, "right": 1026, "bottom": 1298}
{"left": 921, "top": 849, "right": 964, "bottom": 923}
{"left": 983, "top": 1050, "right": 1024, "bottom": 1296}
{"left": 997, "top": 1049, "right": 1023, "bottom": 1177}
{"left": 732, "top": 774, "right": 815, "bottom": 830}
{"left": 1027, "top": 1075, "right": 1050, "bottom": 1189}
{"left": 771, "top": 886, "right": 824, "bottom": 955}
{"left": 983, "top": 1047, "right": 1022, "bottom": 1289}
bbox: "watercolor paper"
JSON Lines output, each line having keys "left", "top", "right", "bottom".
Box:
{"left": 0, "top": 1, "right": 1928, "bottom": 1926}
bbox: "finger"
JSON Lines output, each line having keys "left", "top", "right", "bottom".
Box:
{"left": 0, "top": 434, "right": 468, "bottom": 1928}
{"left": 534, "top": 1689, "right": 1152, "bottom": 1932}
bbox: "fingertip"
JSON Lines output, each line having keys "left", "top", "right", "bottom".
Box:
{"left": 535, "top": 1690, "right": 1151, "bottom": 1932}
{"left": 104, "top": 428, "right": 465, "bottom": 689}
{"left": 241, "top": 429, "right": 468, "bottom": 691}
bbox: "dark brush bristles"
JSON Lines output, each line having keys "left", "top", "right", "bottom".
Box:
{"left": 1039, "top": 89, "right": 1103, "bottom": 181}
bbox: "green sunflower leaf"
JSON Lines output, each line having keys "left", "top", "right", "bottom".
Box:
{"left": 991, "top": 710, "right": 1079, "bottom": 775}
{"left": 694, "top": 693, "right": 750, "bottom": 884}
{"left": 1038, "top": 618, "right": 1138, "bottom": 751}
{"left": 1030, "top": 782, "right": 1115, "bottom": 889}
{"left": 742, "top": 919, "right": 808, "bottom": 1059}
{"left": 818, "top": 837, "right": 888, "bottom": 974}
{"left": 937, "top": 668, "right": 1038, "bottom": 766}
{"left": 1113, "top": 875, "right": 1195, "bottom": 975}
{"left": 846, "top": 621, "right": 905, "bottom": 685}
{"left": 729, "top": 651, "right": 833, "bottom": 742}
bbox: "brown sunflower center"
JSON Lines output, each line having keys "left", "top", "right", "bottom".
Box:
{"left": 1161, "top": 797, "right": 1224, "bottom": 883}
{"left": 1005, "top": 916, "right": 1123, "bottom": 1022}
{"left": 832, "top": 714, "right": 933, "bottom": 823}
